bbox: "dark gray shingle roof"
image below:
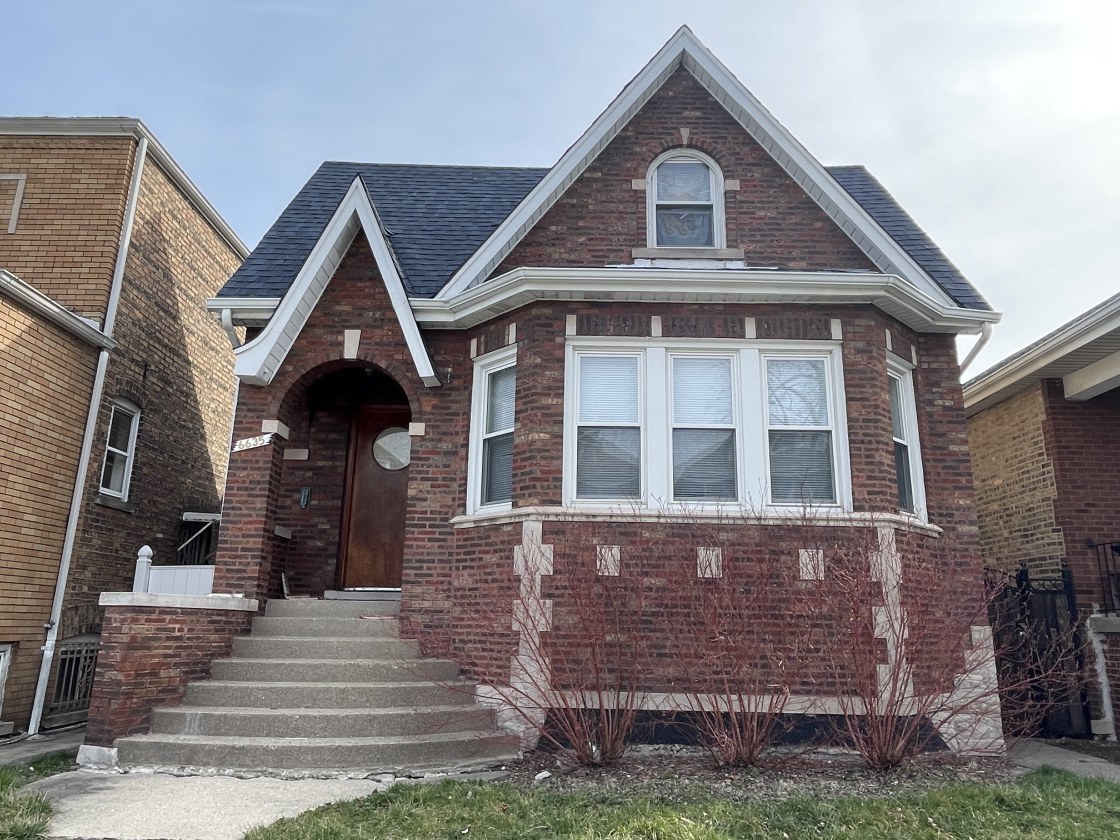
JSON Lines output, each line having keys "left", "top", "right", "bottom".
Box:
{"left": 827, "top": 165, "right": 992, "bottom": 311}
{"left": 218, "top": 162, "right": 548, "bottom": 299}
{"left": 217, "top": 161, "right": 991, "bottom": 311}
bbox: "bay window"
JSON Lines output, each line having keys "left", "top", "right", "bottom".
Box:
{"left": 566, "top": 342, "right": 850, "bottom": 511}
{"left": 468, "top": 346, "right": 517, "bottom": 512}
{"left": 887, "top": 359, "right": 925, "bottom": 516}
{"left": 575, "top": 355, "right": 642, "bottom": 499}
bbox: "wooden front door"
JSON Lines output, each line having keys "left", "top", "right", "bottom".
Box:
{"left": 338, "top": 405, "right": 410, "bottom": 589}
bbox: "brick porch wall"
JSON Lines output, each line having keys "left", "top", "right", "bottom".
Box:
{"left": 85, "top": 601, "right": 254, "bottom": 746}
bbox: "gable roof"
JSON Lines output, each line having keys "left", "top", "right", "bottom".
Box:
{"left": 216, "top": 160, "right": 990, "bottom": 311}
{"left": 219, "top": 162, "right": 547, "bottom": 300}
{"left": 229, "top": 177, "right": 441, "bottom": 387}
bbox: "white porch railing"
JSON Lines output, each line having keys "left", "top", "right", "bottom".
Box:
{"left": 132, "top": 545, "right": 215, "bottom": 596}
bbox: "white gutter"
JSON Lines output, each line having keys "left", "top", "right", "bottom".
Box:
{"left": 0, "top": 270, "right": 115, "bottom": 349}
{"left": 958, "top": 321, "right": 993, "bottom": 374}
{"left": 27, "top": 136, "right": 148, "bottom": 735}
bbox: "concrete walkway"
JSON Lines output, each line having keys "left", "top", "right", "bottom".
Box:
{"left": 1007, "top": 738, "right": 1120, "bottom": 783}
{"left": 30, "top": 771, "right": 391, "bottom": 840}
{"left": 0, "top": 727, "right": 85, "bottom": 766}
{"left": 18, "top": 740, "right": 1120, "bottom": 840}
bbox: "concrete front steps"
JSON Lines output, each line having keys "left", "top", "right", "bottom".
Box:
{"left": 114, "top": 598, "right": 518, "bottom": 776}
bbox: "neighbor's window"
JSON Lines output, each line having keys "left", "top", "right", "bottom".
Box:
{"left": 99, "top": 402, "right": 140, "bottom": 499}
{"left": 765, "top": 357, "right": 836, "bottom": 504}
{"left": 576, "top": 355, "right": 642, "bottom": 499}
{"left": 648, "top": 151, "right": 724, "bottom": 249}
{"left": 888, "top": 361, "right": 924, "bottom": 515}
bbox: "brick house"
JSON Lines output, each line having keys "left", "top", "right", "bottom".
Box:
{"left": 965, "top": 292, "right": 1120, "bottom": 741}
{"left": 84, "top": 29, "right": 1007, "bottom": 772}
{"left": 0, "top": 118, "right": 246, "bottom": 735}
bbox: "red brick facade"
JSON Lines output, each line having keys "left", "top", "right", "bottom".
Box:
{"left": 201, "top": 65, "right": 990, "bottom": 741}
{"left": 86, "top": 603, "right": 253, "bottom": 746}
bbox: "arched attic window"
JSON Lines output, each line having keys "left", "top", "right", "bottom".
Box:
{"left": 646, "top": 150, "right": 725, "bottom": 249}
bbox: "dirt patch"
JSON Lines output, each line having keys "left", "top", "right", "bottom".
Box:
{"left": 497, "top": 745, "right": 1019, "bottom": 801}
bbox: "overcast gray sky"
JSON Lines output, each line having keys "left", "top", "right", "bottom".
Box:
{"left": 4, "top": 0, "right": 1116, "bottom": 375}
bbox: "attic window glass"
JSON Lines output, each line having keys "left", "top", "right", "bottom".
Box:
{"left": 650, "top": 153, "right": 722, "bottom": 248}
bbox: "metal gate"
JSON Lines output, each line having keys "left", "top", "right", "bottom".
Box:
{"left": 42, "top": 634, "right": 99, "bottom": 728}
{"left": 987, "top": 564, "right": 1090, "bottom": 738}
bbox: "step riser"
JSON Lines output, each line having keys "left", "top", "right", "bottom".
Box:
{"left": 231, "top": 637, "right": 420, "bottom": 660}
{"left": 183, "top": 682, "right": 476, "bottom": 709}
{"left": 150, "top": 707, "right": 497, "bottom": 738}
{"left": 116, "top": 736, "right": 517, "bottom": 772}
{"left": 251, "top": 617, "right": 399, "bottom": 638}
{"left": 209, "top": 659, "right": 460, "bottom": 683}
{"left": 265, "top": 600, "right": 400, "bottom": 618}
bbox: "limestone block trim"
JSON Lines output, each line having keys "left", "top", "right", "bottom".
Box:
{"left": 98, "top": 592, "right": 259, "bottom": 612}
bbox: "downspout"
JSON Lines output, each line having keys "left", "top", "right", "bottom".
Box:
{"left": 27, "top": 137, "right": 148, "bottom": 735}
{"left": 959, "top": 321, "right": 994, "bottom": 374}
{"left": 219, "top": 308, "right": 241, "bottom": 349}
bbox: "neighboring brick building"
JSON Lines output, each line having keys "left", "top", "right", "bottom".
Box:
{"left": 85, "top": 29, "right": 1006, "bottom": 767}
{"left": 0, "top": 118, "right": 246, "bottom": 734}
{"left": 966, "top": 292, "right": 1120, "bottom": 740}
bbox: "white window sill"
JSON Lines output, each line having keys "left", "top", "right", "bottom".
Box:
{"left": 632, "top": 247, "right": 745, "bottom": 260}
{"left": 450, "top": 504, "right": 942, "bottom": 536}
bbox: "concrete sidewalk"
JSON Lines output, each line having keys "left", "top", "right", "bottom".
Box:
{"left": 0, "top": 727, "right": 85, "bottom": 766}
{"left": 1007, "top": 738, "right": 1120, "bottom": 783}
{"left": 30, "top": 771, "right": 391, "bottom": 840}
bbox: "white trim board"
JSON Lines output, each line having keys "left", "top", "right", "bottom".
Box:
{"left": 436, "top": 26, "right": 959, "bottom": 311}
{"left": 228, "top": 177, "right": 441, "bottom": 387}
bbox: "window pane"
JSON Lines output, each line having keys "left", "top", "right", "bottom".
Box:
{"left": 577, "top": 427, "right": 640, "bottom": 498}
{"left": 579, "top": 357, "right": 639, "bottom": 424}
{"left": 101, "top": 451, "right": 126, "bottom": 494}
{"left": 769, "top": 430, "right": 835, "bottom": 503}
{"left": 656, "top": 160, "right": 712, "bottom": 202}
{"left": 673, "top": 357, "right": 732, "bottom": 425}
{"left": 673, "top": 429, "right": 736, "bottom": 500}
{"left": 108, "top": 408, "right": 134, "bottom": 451}
{"left": 895, "top": 441, "right": 914, "bottom": 512}
{"left": 486, "top": 366, "right": 516, "bottom": 434}
{"left": 482, "top": 432, "right": 514, "bottom": 505}
{"left": 656, "top": 208, "right": 713, "bottom": 247}
{"left": 767, "top": 359, "right": 828, "bottom": 426}
{"left": 888, "top": 375, "right": 905, "bottom": 440}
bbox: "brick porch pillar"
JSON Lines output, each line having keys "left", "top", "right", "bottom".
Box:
{"left": 212, "top": 388, "right": 289, "bottom": 601}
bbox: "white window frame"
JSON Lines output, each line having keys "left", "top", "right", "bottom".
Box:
{"left": 99, "top": 400, "right": 140, "bottom": 501}
{"left": 563, "top": 338, "right": 852, "bottom": 514}
{"left": 762, "top": 353, "right": 841, "bottom": 508}
{"left": 572, "top": 350, "right": 646, "bottom": 503}
{"left": 887, "top": 356, "right": 927, "bottom": 520}
{"left": 669, "top": 352, "right": 739, "bottom": 503}
{"left": 0, "top": 643, "right": 12, "bottom": 720}
{"left": 467, "top": 344, "right": 518, "bottom": 515}
{"left": 645, "top": 149, "right": 726, "bottom": 249}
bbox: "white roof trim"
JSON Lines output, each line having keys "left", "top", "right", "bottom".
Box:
{"left": 0, "top": 268, "right": 115, "bottom": 349}
{"left": 415, "top": 266, "right": 998, "bottom": 334}
{"left": 0, "top": 117, "right": 247, "bottom": 259}
{"left": 964, "top": 291, "right": 1120, "bottom": 413}
{"left": 436, "top": 27, "right": 958, "bottom": 309}
{"left": 229, "top": 177, "right": 440, "bottom": 387}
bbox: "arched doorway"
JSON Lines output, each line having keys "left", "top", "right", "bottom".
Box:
{"left": 306, "top": 367, "right": 412, "bottom": 590}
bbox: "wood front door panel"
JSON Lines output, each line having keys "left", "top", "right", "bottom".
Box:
{"left": 338, "top": 406, "right": 410, "bottom": 589}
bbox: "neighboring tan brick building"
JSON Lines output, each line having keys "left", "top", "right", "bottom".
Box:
{"left": 966, "top": 293, "right": 1120, "bottom": 740}
{"left": 0, "top": 118, "right": 246, "bottom": 734}
{"left": 84, "top": 29, "right": 1007, "bottom": 769}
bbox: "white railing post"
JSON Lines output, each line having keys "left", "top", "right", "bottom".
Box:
{"left": 132, "top": 545, "right": 153, "bottom": 593}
